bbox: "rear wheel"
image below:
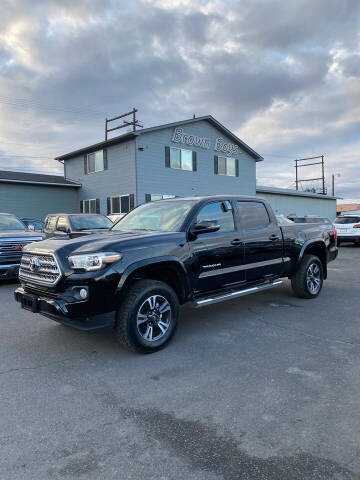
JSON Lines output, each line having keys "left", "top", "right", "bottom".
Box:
{"left": 115, "top": 279, "right": 179, "bottom": 354}
{"left": 291, "top": 254, "right": 323, "bottom": 299}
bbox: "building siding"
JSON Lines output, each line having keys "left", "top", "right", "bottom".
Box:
{"left": 64, "top": 139, "right": 136, "bottom": 214}
{"left": 0, "top": 183, "right": 79, "bottom": 219}
{"left": 136, "top": 120, "right": 256, "bottom": 203}
{"left": 257, "top": 191, "right": 337, "bottom": 220}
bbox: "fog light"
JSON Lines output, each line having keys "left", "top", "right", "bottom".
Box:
{"left": 79, "top": 288, "right": 88, "bottom": 299}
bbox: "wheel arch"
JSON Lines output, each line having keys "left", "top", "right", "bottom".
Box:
{"left": 117, "top": 257, "right": 191, "bottom": 305}
{"left": 299, "top": 240, "right": 328, "bottom": 279}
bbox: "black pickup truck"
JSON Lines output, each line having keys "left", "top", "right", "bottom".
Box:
{"left": 15, "top": 196, "right": 338, "bottom": 353}
{"left": 43, "top": 213, "right": 113, "bottom": 239}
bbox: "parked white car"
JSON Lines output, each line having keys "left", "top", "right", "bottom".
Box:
{"left": 334, "top": 215, "right": 360, "bottom": 246}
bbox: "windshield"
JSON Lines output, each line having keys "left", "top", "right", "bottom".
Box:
{"left": 335, "top": 217, "right": 360, "bottom": 224}
{"left": 70, "top": 215, "right": 113, "bottom": 231}
{"left": 113, "top": 200, "right": 196, "bottom": 232}
{"left": 0, "top": 215, "right": 26, "bottom": 231}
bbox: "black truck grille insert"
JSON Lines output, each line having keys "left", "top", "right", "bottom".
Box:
{"left": 20, "top": 252, "right": 61, "bottom": 285}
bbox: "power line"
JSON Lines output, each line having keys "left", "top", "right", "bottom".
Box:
{"left": 0, "top": 154, "right": 53, "bottom": 159}
{"left": 0, "top": 95, "right": 112, "bottom": 118}
{"left": 0, "top": 165, "right": 62, "bottom": 174}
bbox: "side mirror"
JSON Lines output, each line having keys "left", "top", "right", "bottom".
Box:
{"left": 191, "top": 220, "right": 220, "bottom": 235}
{"left": 57, "top": 225, "right": 69, "bottom": 233}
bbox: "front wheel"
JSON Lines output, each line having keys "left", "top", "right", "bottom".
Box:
{"left": 291, "top": 254, "right": 324, "bottom": 299}
{"left": 115, "top": 279, "right": 179, "bottom": 354}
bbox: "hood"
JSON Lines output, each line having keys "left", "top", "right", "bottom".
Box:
{"left": 0, "top": 230, "right": 44, "bottom": 240}
{"left": 23, "top": 229, "right": 185, "bottom": 257}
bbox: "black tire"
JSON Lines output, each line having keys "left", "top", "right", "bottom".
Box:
{"left": 291, "top": 254, "right": 324, "bottom": 299}
{"left": 337, "top": 241, "right": 341, "bottom": 247}
{"left": 115, "top": 279, "right": 179, "bottom": 354}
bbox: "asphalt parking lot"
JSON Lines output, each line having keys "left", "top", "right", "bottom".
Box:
{"left": 1, "top": 245, "right": 360, "bottom": 480}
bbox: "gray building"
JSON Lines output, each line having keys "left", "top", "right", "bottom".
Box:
{"left": 256, "top": 186, "right": 337, "bottom": 220}
{"left": 0, "top": 170, "right": 80, "bottom": 219}
{"left": 57, "top": 116, "right": 263, "bottom": 215}
{"left": 0, "top": 114, "right": 328, "bottom": 222}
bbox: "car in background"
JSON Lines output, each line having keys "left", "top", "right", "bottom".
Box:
{"left": 287, "top": 215, "right": 333, "bottom": 225}
{"left": 0, "top": 213, "right": 44, "bottom": 280}
{"left": 43, "top": 214, "right": 113, "bottom": 239}
{"left": 107, "top": 214, "right": 125, "bottom": 224}
{"left": 334, "top": 215, "right": 360, "bottom": 246}
{"left": 20, "top": 218, "right": 44, "bottom": 232}
{"left": 276, "top": 215, "right": 294, "bottom": 225}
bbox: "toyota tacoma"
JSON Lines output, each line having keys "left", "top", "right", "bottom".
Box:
{"left": 14, "top": 196, "right": 338, "bottom": 353}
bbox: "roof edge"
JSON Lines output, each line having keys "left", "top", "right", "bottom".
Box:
{"left": 55, "top": 115, "right": 263, "bottom": 161}
{"left": 0, "top": 178, "right": 81, "bottom": 188}
{"left": 256, "top": 186, "right": 338, "bottom": 200}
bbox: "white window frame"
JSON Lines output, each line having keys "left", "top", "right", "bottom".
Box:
{"left": 86, "top": 150, "right": 104, "bottom": 174}
{"left": 109, "top": 195, "right": 131, "bottom": 214}
{"left": 81, "top": 199, "right": 97, "bottom": 214}
{"left": 170, "top": 147, "right": 193, "bottom": 171}
{"left": 150, "top": 194, "right": 176, "bottom": 201}
{"left": 218, "top": 156, "right": 236, "bottom": 177}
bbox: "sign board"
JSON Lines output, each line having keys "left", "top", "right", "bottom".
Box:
{"left": 171, "top": 127, "right": 239, "bottom": 156}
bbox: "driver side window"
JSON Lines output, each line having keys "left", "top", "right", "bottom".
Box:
{"left": 196, "top": 201, "right": 235, "bottom": 232}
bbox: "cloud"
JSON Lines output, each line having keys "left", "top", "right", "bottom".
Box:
{"left": 0, "top": 0, "right": 359, "bottom": 197}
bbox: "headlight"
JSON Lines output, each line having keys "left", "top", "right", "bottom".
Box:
{"left": 68, "top": 252, "right": 122, "bottom": 271}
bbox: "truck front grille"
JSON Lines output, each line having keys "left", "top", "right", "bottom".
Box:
{"left": 0, "top": 238, "right": 42, "bottom": 264}
{"left": 19, "top": 252, "right": 61, "bottom": 286}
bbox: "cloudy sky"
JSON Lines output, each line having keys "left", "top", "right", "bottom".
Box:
{"left": 0, "top": 0, "right": 359, "bottom": 197}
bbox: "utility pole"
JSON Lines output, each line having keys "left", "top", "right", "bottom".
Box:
{"left": 332, "top": 174, "right": 335, "bottom": 197}
{"left": 105, "top": 108, "right": 143, "bottom": 140}
{"left": 294, "top": 156, "right": 326, "bottom": 194}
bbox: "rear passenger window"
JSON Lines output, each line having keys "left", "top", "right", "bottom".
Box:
{"left": 237, "top": 202, "right": 270, "bottom": 230}
{"left": 197, "top": 201, "right": 235, "bottom": 232}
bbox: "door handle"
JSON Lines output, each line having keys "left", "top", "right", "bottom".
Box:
{"left": 231, "top": 239, "right": 242, "bottom": 246}
{"left": 269, "top": 234, "right": 280, "bottom": 241}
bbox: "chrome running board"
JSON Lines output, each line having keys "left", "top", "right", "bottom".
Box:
{"left": 192, "top": 280, "right": 283, "bottom": 308}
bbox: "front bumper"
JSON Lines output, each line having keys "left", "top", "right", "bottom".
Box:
{"left": 14, "top": 286, "right": 115, "bottom": 332}
{"left": 0, "top": 263, "right": 20, "bottom": 280}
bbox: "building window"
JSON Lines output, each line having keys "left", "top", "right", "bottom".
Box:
{"left": 80, "top": 199, "right": 99, "bottom": 213}
{"left": 145, "top": 194, "right": 176, "bottom": 202}
{"left": 85, "top": 150, "right": 105, "bottom": 174}
{"left": 217, "top": 156, "right": 236, "bottom": 176}
{"left": 167, "top": 147, "right": 196, "bottom": 171}
{"left": 108, "top": 195, "right": 131, "bottom": 214}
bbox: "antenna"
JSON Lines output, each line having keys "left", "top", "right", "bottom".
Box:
{"left": 105, "top": 108, "right": 143, "bottom": 140}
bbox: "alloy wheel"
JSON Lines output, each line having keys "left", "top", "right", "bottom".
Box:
{"left": 136, "top": 295, "right": 172, "bottom": 342}
{"left": 306, "top": 263, "right": 321, "bottom": 294}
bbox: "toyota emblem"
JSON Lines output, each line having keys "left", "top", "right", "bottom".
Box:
{"left": 29, "top": 257, "right": 41, "bottom": 272}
